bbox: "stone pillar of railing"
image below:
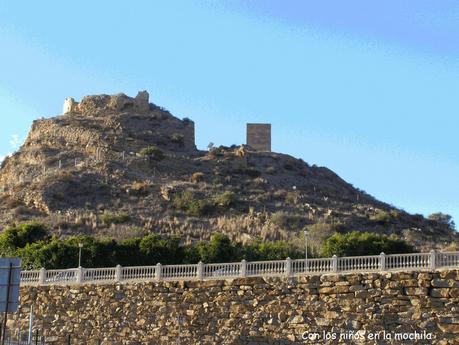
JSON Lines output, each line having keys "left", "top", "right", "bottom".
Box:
{"left": 379, "top": 252, "right": 386, "bottom": 271}
{"left": 115, "top": 264, "right": 122, "bottom": 282}
{"left": 38, "top": 268, "right": 46, "bottom": 285}
{"left": 285, "top": 257, "right": 292, "bottom": 277}
{"left": 76, "top": 267, "right": 84, "bottom": 284}
{"left": 197, "top": 261, "right": 204, "bottom": 280}
{"left": 430, "top": 250, "right": 437, "bottom": 270}
{"left": 241, "top": 259, "right": 247, "bottom": 277}
{"left": 332, "top": 255, "right": 338, "bottom": 273}
{"left": 156, "top": 263, "right": 162, "bottom": 281}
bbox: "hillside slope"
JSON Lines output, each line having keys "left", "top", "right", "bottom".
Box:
{"left": 0, "top": 91, "right": 456, "bottom": 250}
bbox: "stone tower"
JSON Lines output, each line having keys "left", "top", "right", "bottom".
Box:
{"left": 246, "top": 123, "right": 271, "bottom": 152}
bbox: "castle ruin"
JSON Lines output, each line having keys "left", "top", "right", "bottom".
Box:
{"left": 246, "top": 123, "right": 271, "bottom": 151}
{"left": 62, "top": 91, "right": 151, "bottom": 116}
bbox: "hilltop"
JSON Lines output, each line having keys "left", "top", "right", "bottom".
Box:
{"left": 0, "top": 91, "right": 456, "bottom": 251}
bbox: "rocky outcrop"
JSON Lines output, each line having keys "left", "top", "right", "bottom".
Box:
{"left": 63, "top": 91, "right": 151, "bottom": 116}
{"left": 0, "top": 91, "right": 456, "bottom": 248}
{"left": 11, "top": 269, "right": 459, "bottom": 344}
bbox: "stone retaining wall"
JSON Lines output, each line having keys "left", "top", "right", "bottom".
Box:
{"left": 10, "top": 269, "right": 459, "bottom": 344}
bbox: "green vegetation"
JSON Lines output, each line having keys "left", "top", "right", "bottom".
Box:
{"left": 428, "top": 212, "right": 456, "bottom": 230}
{"left": 304, "top": 222, "right": 334, "bottom": 256}
{"left": 170, "top": 133, "right": 185, "bottom": 146}
{"left": 369, "top": 210, "right": 401, "bottom": 225}
{"left": 101, "top": 212, "right": 130, "bottom": 225}
{"left": 271, "top": 211, "right": 302, "bottom": 230}
{"left": 172, "top": 191, "right": 236, "bottom": 216}
{"left": 191, "top": 233, "right": 240, "bottom": 263}
{"left": 1, "top": 223, "right": 304, "bottom": 269}
{"left": 321, "top": 231, "right": 415, "bottom": 257}
{"left": 242, "top": 240, "right": 301, "bottom": 261}
{"left": 0, "top": 222, "right": 48, "bottom": 257}
{"left": 172, "top": 191, "right": 215, "bottom": 217}
{"left": 139, "top": 146, "right": 164, "bottom": 161}
{"left": 213, "top": 191, "right": 235, "bottom": 208}
{"left": 2, "top": 223, "right": 418, "bottom": 270}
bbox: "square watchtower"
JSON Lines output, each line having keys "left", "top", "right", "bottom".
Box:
{"left": 246, "top": 123, "right": 271, "bottom": 152}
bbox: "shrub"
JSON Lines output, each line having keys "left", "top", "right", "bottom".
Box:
{"left": 321, "top": 231, "right": 415, "bottom": 257}
{"left": 101, "top": 212, "right": 130, "bottom": 225}
{"left": 127, "top": 181, "right": 151, "bottom": 195}
{"left": 283, "top": 163, "right": 295, "bottom": 171}
{"left": 428, "top": 212, "right": 456, "bottom": 230}
{"left": 190, "top": 172, "right": 205, "bottom": 183}
{"left": 139, "top": 234, "right": 183, "bottom": 265}
{"left": 245, "top": 168, "right": 261, "bottom": 178}
{"left": 271, "top": 211, "right": 302, "bottom": 230}
{"left": 285, "top": 191, "right": 299, "bottom": 205}
{"left": 266, "top": 166, "right": 277, "bottom": 175}
{"left": 214, "top": 191, "right": 235, "bottom": 208}
{"left": 369, "top": 210, "right": 404, "bottom": 225}
{"left": 139, "top": 146, "right": 164, "bottom": 161}
{"left": 0, "top": 228, "right": 398, "bottom": 269}
{"left": 305, "top": 222, "right": 334, "bottom": 255}
{"left": 0, "top": 222, "right": 48, "bottom": 256}
{"left": 172, "top": 191, "right": 194, "bottom": 211}
{"left": 172, "top": 191, "right": 215, "bottom": 217}
{"left": 370, "top": 211, "right": 392, "bottom": 225}
{"left": 116, "top": 237, "right": 143, "bottom": 266}
{"left": 271, "top": 211, "right": 289, "bottom": 227}
{"left": 187, "top": 199, "right": 214, "bottom": 217}
{"left": 242, "top": 240, "right": 302, "bottom": 261}
{"left": 170, "top": 133, "right": 185, "bottom": 146}
{"left": 195, "top": 234, "right": 239, "bottom": 263}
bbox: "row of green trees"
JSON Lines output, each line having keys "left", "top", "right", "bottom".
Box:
{"left": 0, "top": 222, "right": 415, "bottom": 270}
{"left": 0, "top": 223, "right": 304, "bottom": 269}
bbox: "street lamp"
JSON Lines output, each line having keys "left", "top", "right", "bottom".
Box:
{"left": 78, "top": 243, "right": 83, "bottom": 267}
{"left": 303, "top": 230, "right": 308, "bottom": 271}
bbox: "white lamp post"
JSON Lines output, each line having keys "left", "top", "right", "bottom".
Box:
{"left": 303, "top": 230, "right": 308, "bottom": 271}
{"left": 78, "top": 243, "right": 83, "bottom": 267}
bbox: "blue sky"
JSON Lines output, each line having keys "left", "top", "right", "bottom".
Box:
{"left": 0, "top": 1, "right": 458, "bottom": 226}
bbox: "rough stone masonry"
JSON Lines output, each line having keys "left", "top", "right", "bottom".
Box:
{"left": 247, "top": 123, "right": 271, "bottom": 152}
{"left": 9, "top": 269, "right": 459, "bottom": 344}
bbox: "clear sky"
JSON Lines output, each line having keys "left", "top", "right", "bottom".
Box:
{"left": 0, "top": 1, "right": 458, "bottom": 226}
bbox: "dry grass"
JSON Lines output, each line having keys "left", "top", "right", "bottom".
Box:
{"left": 190, "top": 172, "right": 205, "bottom": 183}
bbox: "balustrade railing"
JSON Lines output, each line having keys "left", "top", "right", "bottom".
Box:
{"left": 19, "top": 250, "right": 459, "bottom": 286}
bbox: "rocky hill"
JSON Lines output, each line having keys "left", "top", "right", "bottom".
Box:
{"left": 0, "top": 91, "right": 457, "bottom": 251}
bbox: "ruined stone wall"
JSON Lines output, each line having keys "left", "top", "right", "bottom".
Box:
{"left": 182, "top": 119, "right": 195, "bottom": 151}
{"left": 11, "top": 269, "right": 459, "bottom": 345}
{"left": 64, "top": 91, "right": 151, "bottom": 117}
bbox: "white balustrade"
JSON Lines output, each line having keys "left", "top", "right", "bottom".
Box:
{"left": 337, "top": 255, "right": 380, "bottom": 272}
{"left": 18, "top": 251, "right": 459, "bottom": 286}
{"left": 203, "top": 262, "right": 240, "bottom": 279}
{"left": 246, "top": 260, "right": 285, "bottom": 277}
{"left": 20, "top": 270, "right": 40, "bottom": 284}
{"left": 84, "top": 267, "right": 116, "bottom": 282}
{"left": 385, "top": 253, "right": 431, "bottom": 270}
{"left": 122, "top": 266, "right": 156, "bottom": 281}
{"left": 436, "top": 252, "right": 459, "bottom": 268}
{"left": 162, "top": 264, "right": 198, "bottom": 280}
{"left": 44, "top": 269, "right": 78, "bottom": 284}
{"left": 291, "top": 258, "right": 333, "bottom": 274}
